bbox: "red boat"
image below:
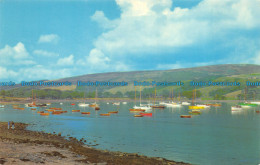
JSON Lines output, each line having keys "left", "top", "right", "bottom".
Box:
{"left": 71, "top": 103, "right": 75, "bottom": 105}
{"left": 139, "top": 113, "right": 152, "bottom": 117}
{"left": 180, "top": 115, "right": 191, "bottom": 118}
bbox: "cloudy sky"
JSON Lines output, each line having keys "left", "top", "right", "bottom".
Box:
{"left": 0, "top": 0, "right": 259, "bottom": 82}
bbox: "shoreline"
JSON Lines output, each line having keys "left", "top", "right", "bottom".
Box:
{"left": 0, "top": 97, "right": 257, "bottom": 105}
{"left": 0, "top": 122, "right": 189, "bottom": 165}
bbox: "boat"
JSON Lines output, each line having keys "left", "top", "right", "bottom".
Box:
{"left": 165, "top": 88, "right": 182, "bottom": 107}
{"left": 100, "top": 113, "right": 110, "bottom": 116}
{"left": 0, "top": 104, "right": 4, "bottom": 108}
{"left": 40, "top": 113, "right": 49, "bottom": 116}
{"left": 61, "top": 111, "right": 68, "bottom": 113}
{"left": 134, "top": 114, "right": 143, "bottom": 117}
{"left": 78, "top": 93, "right": 89, "bottom": 107}
{"left": 72, "top": 110, "right": 80, "bottom": 112}
{"left": 108, "top": 111, "right": 118, "bottom": 114}
{"left": 206, "top": 103, "right": 221, "bottom": 107}
{"left": 52, "top": 111, "right": 62, "bottom": 115}
{"left": 71, "top": 103, "right": 75, "bottom": 105}
{"left": 47, "top": 109, "right": 55, "bottom": 112}
{"left": 112, "top": 102, "right": 120, "bottom": 106}
{"left": 231, "top": 105, "right": 242, "bottom": 111}
{"left": 256, "top": 110, "right": 260, "bottom": 113}
{"left": 189, "top": 110, "right": 201, "bottom": 115}
{"left": 37, "top": 111, "right": 44, "bottom": 114}
{"left": 89, "top": 88, "right": 100, "bottom": 109}
{"left": 26, "top": 90, "right": 47, "bottom": 107}
{"left": 31, "top": 108, "right": 37, "bottom": 110}
{"left": 239, "top": 103, "right": 257, "bottom": 107}
{"left": 139, "top": 113, "right": 152, "bottom": 117}
{"left": 150, "top": 87, "right": 165, "bottom": 109}
{"left": 180, "top": 115, "right": 191, "bottom": 118}
{"left": 81, "top": 112, "right": 91, "bottom": 115}
{"left": 251, "top": 102, "right": 260, "bottom": 105}
{"left": 17, "top": 108, "right": 25, "bottom": 110}
{"left": 122, "top": 102, "right": 127, "bottom": 104}
{"left": 129, "top": 109, "right": 146, "bottom": 112}
{"left": 196, "top": 104, "right": 210, "bottom": 108}
{"left": 189, "top": 106, "right": 205, "bottom": 110}
{"left": 181, "top": 102, "right": 191, "bottom": 105}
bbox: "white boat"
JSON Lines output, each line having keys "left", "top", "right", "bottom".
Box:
{"left": 122, "top": 102, "right": 127, "bottom": 104}
{"left": 196, "top": 104, "right": 210, "bottom": 108}
{"left": 0, "top": 104, "right": 4, "bottom": 108}
{"left": 166, "top": 102, "right": 182, "bottom": 107}
{"left": 181, "top": 102, "right": 191, "bottom": 105}
{"left": 60, "top": 103, "right": 63, "bottom": 105}
{"left": 107, "top": 102, "right": 109, "bottom": 104}
{"left": 231, "top": 105, "right": 242, "bottom": 111}
{"left": 78, "top": 103, "right": 89, "bottom": 107}
{"left": 112, "top": 102, "right": 120, "bottom": 106}
{"left": 250, "top": 101, "right": 260, "bottom": 105}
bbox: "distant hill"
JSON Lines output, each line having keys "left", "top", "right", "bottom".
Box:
{"left": 1, "top": 64, "right": 260, "bottom": 100}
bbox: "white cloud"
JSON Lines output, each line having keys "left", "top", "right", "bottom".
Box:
{"left": 57, "top": 54, "right": 74, "bottom": 66}
{"left": 0, "top": 67, "right": 18, "bottom": 79}
{"left": 38, "top": 34, "right": 60, "bottom": 44}
{"left": 90, "top": 0, "right": 260, "bottom": 56}
{"left": 0, "top": 42, "right": 35, "bottom": 66}
{"left": 33, "top": 50, "right": 59, "bottom": 57}
{"left": 156, "top": 63, "right": 183, "bottom": 70}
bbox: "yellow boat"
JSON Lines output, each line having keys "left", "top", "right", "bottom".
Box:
{"left": 189, "top": 106, "right": 205, "bottom": 110}
{"left": 72, "top": 110, "right": 80, "bottom": 112}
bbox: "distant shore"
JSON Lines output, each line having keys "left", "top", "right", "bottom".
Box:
{"left": 0, "top": 97, "right": 257, "bottom": 105}
{"left": 0, "top": 122, "right": 189, "bottom": 165}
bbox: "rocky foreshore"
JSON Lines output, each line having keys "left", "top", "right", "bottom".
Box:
{"left": 0, "top": 122, "right": 190, "bottom": 165}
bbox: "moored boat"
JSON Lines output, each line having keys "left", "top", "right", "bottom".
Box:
{"left": 108, "top": 111, "right": 118, "bottom": 114}
{"left": 139, "top": 113, "right": 152, "bottom": 117}
{"left": 134, "top": 114, "right": 143, "bottom": 117}
{"left": 231, "top": 105, "right": 242, "bottom": 111}
{"left": 72, "top": 110, "right": 80, "bottom": 112}
{"left": 40, "top": 113, "right": 49, "bottom": 116}
{"left": 180, "top": 115, "right": 191, "bottom": 118}
{"left": 129, "top": 109, "right": 145, "bottom": 112}
{"left": 81, "top": 112, "right": 91, "bottom": 114}
{"left": 100, "top": 113, "right": 110, "bottom": 116}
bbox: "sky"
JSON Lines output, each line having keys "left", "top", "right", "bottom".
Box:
{"left": 0, "top": 0, "right": 260, "bottom": 82}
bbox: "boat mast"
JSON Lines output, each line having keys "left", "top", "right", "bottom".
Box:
{"left": 140, "top": 86, "right": 141, "bottom": 106}
{"left": 134, "top": 86, "right": 136, "bottom": 106}
{"left": 154, "top": 87, "right": 156, "bottom": 105}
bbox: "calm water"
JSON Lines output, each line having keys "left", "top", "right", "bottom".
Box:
{"left": 0, "top": 102, "right": 259, "bottom": 165}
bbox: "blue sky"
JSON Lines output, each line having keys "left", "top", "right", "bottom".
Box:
{"left": 0, "top": 0, "right": 259, "bottom": 82}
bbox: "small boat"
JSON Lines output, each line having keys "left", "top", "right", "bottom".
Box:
{"left": 47, "top": 109, "right": 55, "bottom": 112}
{"left": 180, "top": 115, "right": 191, "bottom": 118}
{"left": 256, "top": 110, "right": 260, "bottom": 113}
{"left": 0, "top": 105, "right": 4, "bottom": 108}
{"left": 134, "top": 114, "right": 143, "bottom": 117}
{"left": 31, "top": 108, "right": 37, "bottom": 110}
{"left": 40, "top": 113, "right": 49, "bottom": 116}
{"left": 129, "top": 109, "right": 146, "bottom": 112}
{"left": 71, "top": 103, "right": 76, "bottom": 105}
{"left": 52, "top": 111, "right": 62, "bottom": 115}
{"left": 100, "top": 113, "right": 110, "bottom": 116}
{"left": 46, "top": 103, "right": 51, "bottom": 105}
{"left": 107, "top": 102, "right": 109, "bottom": 104}
{"left": 61, "top": 111, "right": 68, "bottom": 113}
{"left": 189, "top": 111, "right": 201, "bottom": 115}
{"left": 108, "top": 111, "right": 118, "bottom": 114}
{"left": 60, "top": 103, "right": 63, "bottom": 105}
{"left": 17, "top": 108, "right": 25, "bottom": 110}
{"left": 37, "top": 111, "right": 44, "bottom": 114}
{"left": 139, "top": 113, "right": 152, "bottom": 117}
{"left": 150, "top": 105, "right": 165, "bottom": 109}
{"left": 81, "top": 112, "right": 91, "bottom": 115}
{"left": 112, "top": 102, "right": 120, "bottom": 106}
{"left": 78, "top": 103, "right": 89, "bottom": 107}
{"left": 54, "top": 108, "right": 62, "bottom": 110}
{"left": 181, "top": 102, "right": 191, "bottom": 105}
{"left": 72, "top": 110, "right": 80, "bottom": 112}
{"left": 122, "top": 102, "right": 127, "bottom": 104}
{"left": 231, "top": 105, "right": 242, "bottom": 111}
{"left": 95, "top": 107, "right": 100, "bottom": 110}
{"left": 206, "top": 103, "right": 221, "bottom": 107}
{"left": 239, "top": 103, "right": 257, "bottom": 107}
{"left": 196, "top": 104, "right": 210, "bottom": 108}
{"left": 188, "top": 106, "right": 205, "bottom": 110}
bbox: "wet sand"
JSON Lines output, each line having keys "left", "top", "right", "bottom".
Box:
{"left": 0, "top": 122, "right": 189, "bottom": 165}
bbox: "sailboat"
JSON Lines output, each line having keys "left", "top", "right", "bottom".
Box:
{"left": 150, "top": 87, "right": 165, "bottom": 108}
{"left": 89, "top": 88, "right": 100, "bottom": 110}
{"left": 130, "top": 86, "right": 151, "bottom": 111}
{"left": 188, "top": 88, "right": 204, "bottom": 110}
{"left": 78, "top": 92, "right": 89, "bottom": 107}
{"left": 165, "top": 88, "right": 182, "bottom": 107}
{"left": 239, "top": 87, "right": 257, "bottom": 108}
